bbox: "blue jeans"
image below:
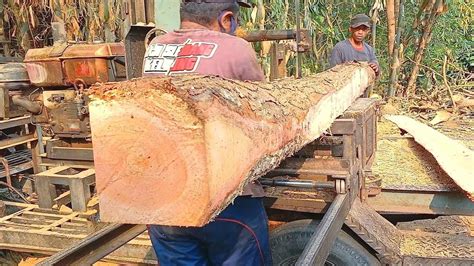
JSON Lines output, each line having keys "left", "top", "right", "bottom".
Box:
{"left": 148, "top": 196, "right": 272, "bottom": 266}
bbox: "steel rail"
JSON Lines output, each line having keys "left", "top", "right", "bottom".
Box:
{"left": 260, "top": 178, "right": 335, "bottom": 190}
{"left": 0, "top": 116, "right": 32, "bottom": 130}
{"left": 296, "top": 193, "right": 351, "bottom": 265}
{"left": 37, "top": 223, "right": 147, "bottom": 266}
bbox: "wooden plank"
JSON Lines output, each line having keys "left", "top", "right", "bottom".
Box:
{"left": 330, "top": 119, "right": 356, "bottom": 135}
{"left": 35, "top": 175, "right": 54, "bottom": 209}
{"left": 0, "top": 221, "right": 44, "bottom": 229}
{"left": 22, "top": 212, "right": 89, "bottom": 224}
{"left": 59, "top": 221, "right": 91, "bottom": 230}
{"left": 0, "top": 206, "right": 35, "bottom": 223}
{"left": 54, "top": 191, "right": 71, "bottom": 207}
{"left": 386, "top": 115, "right": 474, "bottom": 200}
{"left": 38, "top": 213, "right": 79, "bottom": 232}
{"left": 9, "top": 217, "right": 54, "bottom": 226}
{"left": 0, "top": 87, "right": 10, "bottom": 118}
{"left": 89, "top": 63, "right": 375, "bottom": 226}
{"left": 133, "top": 0, "right": 147, "bottom": 23}
{"left": 50, "top": 227, "right": 89, "bottom": 234}
{"left": 0, "top": 115, "right": 32, "bottom": 130}
{"left": 70, "top": 178, "right": 91, "bottom": 211}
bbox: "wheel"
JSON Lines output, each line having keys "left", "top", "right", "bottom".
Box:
{"left": 270, "top": 219, "right": 380, "bottom": 266}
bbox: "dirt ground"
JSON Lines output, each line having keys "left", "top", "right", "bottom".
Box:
{"left": 373, "top": 118, "right": 459, "bottom": 190}
{"left": 371, "top": 98, "right": 474, "bottom": 190}
{"left": 380, "top": 99, "right": 474, "bottom": 149}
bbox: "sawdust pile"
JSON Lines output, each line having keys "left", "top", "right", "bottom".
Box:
{"left": 377, "top": 116, "right": 403, "bottom": 136}
{"left": 397, "top": 216, "right": 474, "bottom": 236}
{"left": 373, "top": 119, "right": 456, "bottom": 189}
{"left": 436, "top": 119, "right": 474, "bottom": 150}
{"left": 400, "top": 231, "right": 474, "bottom": 258}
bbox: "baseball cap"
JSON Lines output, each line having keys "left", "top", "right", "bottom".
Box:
{"left": 183, "top": 0, "right": 252, "bottom": 8}
{"left": 350, "top": 14, "right": 371, "bottom": 28}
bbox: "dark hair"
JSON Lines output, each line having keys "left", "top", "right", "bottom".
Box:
{"left": 180, "top": 2, "right": 240, "bottom": 26}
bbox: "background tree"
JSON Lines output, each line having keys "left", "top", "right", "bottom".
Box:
{"left": 0, "top": 0, "right": 471, "bottom": 100}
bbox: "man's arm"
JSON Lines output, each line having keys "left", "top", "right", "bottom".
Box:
{"left": 329, "top": 45, "right": 344, "bottom": 68}
{"left": 368, "top": 46, "right": 380, "bottom": 76}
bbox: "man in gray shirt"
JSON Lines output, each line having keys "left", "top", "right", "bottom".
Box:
{"left": 329, "top": 14, "right": 380, "bottom": 76}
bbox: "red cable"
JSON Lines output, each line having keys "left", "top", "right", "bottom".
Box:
{"left": 215, "top": 218, "right": 266, "bottom": 265}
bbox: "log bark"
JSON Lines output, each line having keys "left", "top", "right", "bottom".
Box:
{"left": 88, "top": 63, "right": 375, "bottom": 226}
{"left": 386, "top": 115, "right": 474, "bottom": 200}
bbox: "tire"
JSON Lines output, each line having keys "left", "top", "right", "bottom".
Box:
{"left": 270, "top": 219, "right": 381, "bottom": 266}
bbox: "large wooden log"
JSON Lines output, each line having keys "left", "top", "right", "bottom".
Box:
{"left": 386, "top": 115, "right": 474, "bottom": 200}
{"left": 89, "top": 63, "right": 375, "bottom": 226}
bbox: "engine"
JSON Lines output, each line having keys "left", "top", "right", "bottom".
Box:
{"left": 24, "top": 42, "right": 126, "bottom": 139}
{"left": 3, "top": 42, "right": 126, "bottom": 164}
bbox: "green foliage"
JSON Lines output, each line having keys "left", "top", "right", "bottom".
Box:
{"left": 240, "top": 0, "right": 471, "bottom": 93}
{"left": 401, "top": 0, "right": 472, "bottom": 91}
{"left": 0, "top": 0, "right": 124, "bottom": 56}
{"left": 241, "top": 1, "right": 386, "bottom": 76}
{"left": 0, "top": 0, "right": 470, "bottom": 91}
{"left": 424, "top": 0, "right": 472, "bottom": 68}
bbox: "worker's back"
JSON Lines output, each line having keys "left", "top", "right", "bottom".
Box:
{"left": 143, "top": 27, "right": 272, "bottom": 266}
{"left": 143, "top": 29, "right": 264, "bottom": 81}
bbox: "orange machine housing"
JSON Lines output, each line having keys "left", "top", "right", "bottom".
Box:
{"left": 24, "top": 43, "right": 125, "bottom": 87}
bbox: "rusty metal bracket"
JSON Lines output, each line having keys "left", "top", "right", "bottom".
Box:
{"left": 345, "top": 198, "right": 403, "bottom": 264}
{"left": 0, "top": 157, "right": 11, "bottom": 186}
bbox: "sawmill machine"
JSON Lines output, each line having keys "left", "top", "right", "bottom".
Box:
{"left": 1, "top": 0, "right": 168, "bottom": 168}
{"left": 3, "top": 43, "right": 126, "bottom": 166}
{"left": 0, "top": 1, "right": 472, "bottom": 265}
{"left": 0, "top": 42, "right": 127, "bottom": 211}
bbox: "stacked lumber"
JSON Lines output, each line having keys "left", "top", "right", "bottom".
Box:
{"left": 88, "top": 63, "right": 375, "bottom": 226}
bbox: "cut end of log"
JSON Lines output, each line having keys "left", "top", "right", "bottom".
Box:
{"left": 90, "top": 94, "right": 212, "bottom": 225}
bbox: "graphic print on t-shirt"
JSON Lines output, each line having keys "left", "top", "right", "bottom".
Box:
{"left": 144, "top": 39, "right": 218, "bottom": 75}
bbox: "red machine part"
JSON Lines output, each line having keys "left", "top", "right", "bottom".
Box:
{"left": 24, "top": 43, "right": 125, "bottom": 87}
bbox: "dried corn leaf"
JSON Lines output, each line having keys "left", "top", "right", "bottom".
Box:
{"left": 429, "top": 110, "right": 452, "bottom": 125}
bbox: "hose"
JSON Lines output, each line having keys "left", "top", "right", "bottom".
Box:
{"left": 11, "top": 95, "right": 42, "bottom": 114}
